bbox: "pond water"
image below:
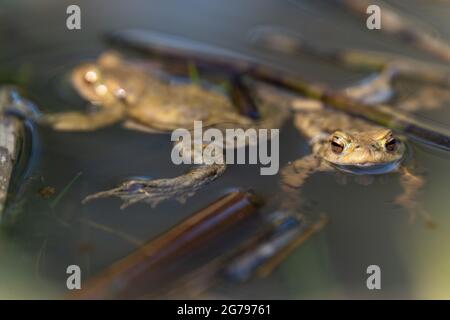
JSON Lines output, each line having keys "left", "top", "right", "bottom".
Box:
{"left": 0, "top": 0, "right": 450, "bottom": 299}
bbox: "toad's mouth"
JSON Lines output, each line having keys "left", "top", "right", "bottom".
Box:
{"left": 329, "top": 159, "right": 403, "bottom": 175}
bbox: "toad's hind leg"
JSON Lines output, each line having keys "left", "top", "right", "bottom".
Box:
{"left": 395, "top": 166, "right": 435, "bottom": 228}
{"left": 82, "top": 164, "right": 226, "bottom": 209}
{"left": 42, "top": 103, "right": 125, "bottom": 131}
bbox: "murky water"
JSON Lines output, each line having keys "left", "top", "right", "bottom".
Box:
{"left": 0, "top": 0, "right": 450, "bottom": 299}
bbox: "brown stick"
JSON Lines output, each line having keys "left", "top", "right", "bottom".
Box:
{"left": 68, "top": 190, "right": 260, "bottom": 299}
{"left": 152, "top": 224, "right": 277, "bottom": 299}
{"left": 256, "top": 215, "right": 328, "bottom": 278}
{"left": 153, "top": 215, "right": 327, "bottom": 298}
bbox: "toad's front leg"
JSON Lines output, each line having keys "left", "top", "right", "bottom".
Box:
{"left": 280, "top": 154, "right": 328, "bottom": 214}
{"left": 42, "top": 103, "right": 125, "bottom": 131}
{"left": 395, "top": 166, "right": 435, "bottom": 228}
{"left": 83, "top": 164, "right": 226, "bottom": 209}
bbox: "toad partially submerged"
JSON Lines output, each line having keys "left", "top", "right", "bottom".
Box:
{"left": 45, "top": 52, "right": 265, "bottom": 132}
{"left": 44, "top": 52, "right": 290, "bottom": 208}
{"left": 280, "top": 98, "right": 434, "bottom": 227}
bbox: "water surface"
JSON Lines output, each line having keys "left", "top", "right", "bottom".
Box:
{"left": 0, "top": 0, "right": 450, "bottom": 299}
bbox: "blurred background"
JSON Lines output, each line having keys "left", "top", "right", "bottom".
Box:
{"left": 0, "top": 0, "right": 450, "bottom": 299}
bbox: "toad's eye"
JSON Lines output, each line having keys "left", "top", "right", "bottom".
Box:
{"left": 331, "top": 137, "right": 344, "bottom": 154}
{"left": 385, "top": 137, "right": 397, "bottom": 152}
{"left": 84, "top": 70, "right": 98, "bottom": 84}
{"left": 114, "top": 88, "right": 127, "bottom": 100}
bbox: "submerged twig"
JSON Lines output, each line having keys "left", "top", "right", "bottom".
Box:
{"left": 157, "top": 223, "right": 277, "bottom": 299}
{"left": 79, "top": 218, "right": 144, "bottom": 247}
{"left": 225, "top": 215, "right": 328, "bottom": 281}
{"left": 157, "top": 214, "right": 327, "bottom": 298}
{"left": 34, "top": 237, "right": 48, "bottom": 279}
{"left": 256, "top": 215, "right": 328, "bottom": 278}
{"left": 68, "top": 191, "right": 260, "bottom": 299}
{"left": 49, "top": 172, "right": 82, "bottom": 209}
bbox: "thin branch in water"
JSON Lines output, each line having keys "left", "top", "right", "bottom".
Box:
{"left": 49, "top": 172, "right": 82, "bottom": 209}
{"left": 79, "top": 217, "right": 143, "bottom": 247}
{"left": 34, "top": 237, "right": 48, "bottom": 280}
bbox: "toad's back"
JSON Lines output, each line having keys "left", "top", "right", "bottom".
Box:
{"left": 294, "top": 106, "right": 382, "bottom": 142}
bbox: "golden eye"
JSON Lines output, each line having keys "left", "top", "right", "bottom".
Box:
{"left": 331, "top": 137, "right": 344, "bottom": 154}
{"left": 385, "top": 137, "right": 397, "bottom": 152}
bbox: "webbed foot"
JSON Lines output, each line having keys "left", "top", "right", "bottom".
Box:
{"left": 83, "top": 164, "right": 226, "bottom": 209}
